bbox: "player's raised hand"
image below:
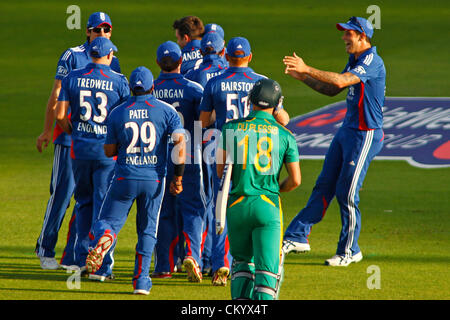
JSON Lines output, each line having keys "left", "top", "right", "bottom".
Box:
{"left": 283, "top": 52, "right": 308, "bottom": 80}
{"left": 36, "top": 131, "right": 52, "bottom": 153}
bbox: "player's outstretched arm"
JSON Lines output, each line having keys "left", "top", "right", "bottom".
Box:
{"left": 279, "top": 161, "right": 301, "bottom": 193}
{"left": 36, "top": 80, "right": 62, "bottom": 152}
{"left": 283, "top": 52, "right": 359, "bottom": 96}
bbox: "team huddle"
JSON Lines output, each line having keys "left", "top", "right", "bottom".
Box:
{"left": 35, "top": 12, "right": 385, "bottom": 300}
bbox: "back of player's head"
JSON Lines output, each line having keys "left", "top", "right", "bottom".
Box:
{"left": 173, "top": 16, "right": 204, "bottom": 40}
{"left": 87, "top": 12, "right": 112, "bottom": 29}
{"left": 156, "top": 41, "right": 182, "bottom": 72}
{"left": 201, "top": 32, "right": 224, "bottom": 55}
{"left": 129, "top": 66, "right": 154, "bottom": 96}
{"left": 89, "top": 37, "right": 117, "bottom": 58}
{"left": 204, "top": 23, "right": 225, "bottom": 39}
{"left": 227, "top": 37, "right": 251, "bottom": 58}
{"left": 249, "top": 78, "right": 283, "bottom": 110}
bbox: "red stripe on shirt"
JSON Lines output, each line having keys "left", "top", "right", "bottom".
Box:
{"left": 358, "top": 82, "right": 370, "bottom": 130}
{"left": 225, "top": 72, "right": 236, "bottom": 79}
{"left": 100, "top": 69, "right": 110, "bottom": 78}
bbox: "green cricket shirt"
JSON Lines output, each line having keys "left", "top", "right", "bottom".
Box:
{"left": 220, "top": 110, "right": 299, "bottom": 196}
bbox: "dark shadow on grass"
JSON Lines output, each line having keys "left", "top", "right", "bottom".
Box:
{"left": 283, "top": 253, "right": 450, "bottom": 265}
{"left": 0, "top": 287, "right": 131, "bottom": 296}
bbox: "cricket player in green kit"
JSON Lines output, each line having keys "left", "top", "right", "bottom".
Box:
{"left": 216, "top": 79, "right": 301, "bottom": 300}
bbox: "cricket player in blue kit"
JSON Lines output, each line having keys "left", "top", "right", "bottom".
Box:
{"left": 151, "top": 41, "right": 206, "bottom": 283}
{"left": 282, "top": 17, "right": 385, "bottom": 266}
{"left": 199, "top": 37, "right": 290, "bottom": 285}
{"left": 35, "top": 12, "right": 121, "bottom": 270}
{"left": 173, "top": 16, "right": 205, "bottom": 75}
{"left": 185, "top": 31, "right": 227, "bottom": 275}
{"left": 86, "top": 66, "right": 185, "bottom": 295}
{"left": 55, "top": 37, "right": 130, "bottom": 279}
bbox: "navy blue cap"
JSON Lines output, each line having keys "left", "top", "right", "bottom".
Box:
{"left": 337, "top": 16, "right": 374, "bottom": 39}
{"left": 89, "top": 37, "right": 117, "bottom": 58}
{"left": 87, "top": 12, "right": 112, "bottom": 29}
{"left": 204, "top": 23, "right": 225, "bottom": 39}
{"left": 227, "top": 37, "right": 251, "bottom": 58}
{"left": 201, "top": 32, "right": 224, "bottom": 54}
{"left": 129, "top": 66, "right": 154, "bottom": 92}
{"left": 156, "top": 41, "right": 182, "bottom": 62}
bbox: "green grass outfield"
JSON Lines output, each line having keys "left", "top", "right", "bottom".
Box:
{"left": 0, "top": 0, "right": 449, "bottom": 300}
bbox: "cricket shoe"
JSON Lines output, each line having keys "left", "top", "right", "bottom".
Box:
{"left": 39, "top": 256, "right": 60, "bottom": 270}
{"left": 85, "top": 233, "right": 114, "bottom": 274}
{"left": 183, "top": 256, "right": 202, "bottom": 283}
{"left": 325, "top": 252, "right": 363, "bottom": 267}
{"left": 282, "top": 240, "right": 310, "bottom": 255}
{"left": 88, "top": 273, "right": 115, "bottom": 282}
{"left": 151, "top": 272, "right": 173, "bottom": 279}
{"left": 60, "top": 264, "right": 81, "bottom": 271}
{"left": 133, "top": 289, "right": 150, "bottom": 295}
{"left": 212, "top": 267, "right": 229, "bottom": 286}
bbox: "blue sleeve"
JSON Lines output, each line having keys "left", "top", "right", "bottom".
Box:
{"left": 341, "top": 62, "right": 350, "bottom": 74}
{"left": 168, "top": 109, "right": 183, "bottom": 135}
{"left": 120, "top": 77, "right": 131, "bottom": 101}
{"left": 105, "top": 110, "right": 118, "bottom": 145}
{"left": 111, "top": 56, "right": 121, "bottom": 73}
{"left": 199, "top": 81, "right": 213, "bottom": 112}
{"left": 58, "top": 76, "right": 70, "bottom": 101}
{"left": 55, "top": 49, "right": 74, "bottom": 80}
{"left": 348, "top": 55, "right": 380, "bottom": 83}
{"left": 191, "top": 84, "right": 204, "bottom": 118}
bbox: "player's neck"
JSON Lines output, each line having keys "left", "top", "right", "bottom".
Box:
{"left": 354, "top": 44, "right": 372, "bottom": 59}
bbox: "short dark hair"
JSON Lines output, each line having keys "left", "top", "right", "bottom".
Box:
{"left": 173, "top": 16, "right": 204, "bottom": 40}
{"left": 132, "top": 88, "right": 153, "bottom": 96}
{"left": 157, "top": 56, "right": 181, "bottom": 72}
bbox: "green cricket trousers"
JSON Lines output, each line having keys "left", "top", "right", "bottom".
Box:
{"left": 226, "top": 194, "right": 284, "bottom": 300}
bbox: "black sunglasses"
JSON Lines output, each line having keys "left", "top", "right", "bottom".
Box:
{"left": 90, "top": 26, "right": 111, "bottom": 33}
{"left": 349, "top": 16, "right": 365, "bottom": 34}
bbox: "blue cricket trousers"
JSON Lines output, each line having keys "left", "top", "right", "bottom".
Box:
{"left": 91, "top": 177, "right": 165, "bottom": 292}
{"left": 72, "top": 159, "right": 115, "bottom": 274}
{"left": 154, "top": 165, "right": 208, "bottom": 272}
{"left": 35, "top": 144, "right": 78, "bottom": 265}
{"left": 284, "top": 127, "right": 384, "bottom": 256}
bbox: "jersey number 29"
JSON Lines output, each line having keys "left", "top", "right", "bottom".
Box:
{"left": 125, "top": 121, "right": 156, "bottom": 154}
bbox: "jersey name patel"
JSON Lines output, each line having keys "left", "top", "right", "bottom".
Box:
{"left": 153, "top": 88, "right": 184, "bottom": 99}
{"left": 77, "top": 78, "right": 114, "bottom": 91}
{"left": 221, "top": 81, "right": 254, "bottom": 92}
{"left": 129, "top": 109, "right": 148, "bottom": 119}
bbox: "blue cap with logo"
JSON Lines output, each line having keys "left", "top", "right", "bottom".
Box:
{"left": 87, "top": 12, "right": 112, "bottom": 29}
{"left": 336, "top": 16, "right": 374, "bottom": 39}
{"left": 156, "top": 41, "right": 182, "bottom": 62}
{"left": 201, "top": 32, "right": 224, "bottom": 54}
{"left": 204, "top": 23, "right": 225, "bottom": 39}
{"left": 129, "top": 66, "right": 154, "bottom": 93}
{"left": 226, "top": 37, "right": 251, "bottom": 58}
{"left": 89, "top": 37, "right": 117, "bottom": 58}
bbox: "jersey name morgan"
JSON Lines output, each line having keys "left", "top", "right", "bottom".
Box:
{"left": 153, "top": 88, "right": 184, "bottom": 99}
